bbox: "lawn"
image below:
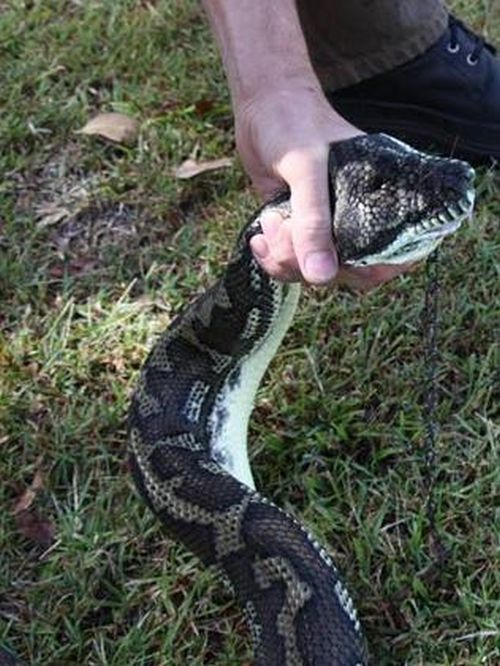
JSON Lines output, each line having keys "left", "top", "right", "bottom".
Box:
{"left": 0, "top": 1, "right": 498, "bottom": 665}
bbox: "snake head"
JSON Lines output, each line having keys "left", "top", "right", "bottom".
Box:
{"left": 330, "top": 134, "right": 476, "bottom": 266}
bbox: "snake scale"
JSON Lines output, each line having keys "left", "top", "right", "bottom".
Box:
{"left": 128, "top": 134, "right": 475, "bottom": 665}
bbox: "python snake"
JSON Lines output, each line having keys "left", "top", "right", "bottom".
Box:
{"left": 129, "top": 134, "right": 475, "bottom": 665}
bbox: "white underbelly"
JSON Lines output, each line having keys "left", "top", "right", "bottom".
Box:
{"left": 208, "top": 283, "right": 301, "bottom": 489}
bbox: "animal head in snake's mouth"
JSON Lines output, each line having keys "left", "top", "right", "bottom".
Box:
{"left": 331, "top": 134, "right": 476, "bottom": 266}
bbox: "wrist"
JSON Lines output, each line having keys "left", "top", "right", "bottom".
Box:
{"left": 234, "top": 79, "right": 323, "bottom": 117}
{"left": 234, "top": 83, "right": 359, "bottom": 143}
{"left": 201, "top": 0, "right": 320, "bottom": 107}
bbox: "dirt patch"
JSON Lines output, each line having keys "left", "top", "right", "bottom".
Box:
{"left": 8, "top": 140, "right": 232, "bottom": 286}
{"left": 8, "top": 142, "right": 147, "bottom": 282}
{"left": 14, "top": 143, "right": 138, "bottom": 254}
{"left": 49, "top": 200, "right": 138, "bottom": 258}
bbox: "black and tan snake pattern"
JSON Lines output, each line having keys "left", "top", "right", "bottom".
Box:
{"left": 128, "top": 134, "right": 475, "bottom": 665}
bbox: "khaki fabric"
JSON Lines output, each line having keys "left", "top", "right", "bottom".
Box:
{"left": 296, "top": 0, "right": 449, "bottom": 89}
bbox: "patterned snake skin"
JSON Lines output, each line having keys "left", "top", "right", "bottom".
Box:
{"left": 128, "top": 135, "right": 475, "bottom": 665}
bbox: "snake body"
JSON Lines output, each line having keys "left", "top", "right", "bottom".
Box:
{"left": 128, "top": 135, "right": 475, "bottom": 665}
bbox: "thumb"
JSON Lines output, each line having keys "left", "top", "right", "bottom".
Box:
{"left": 286, "top": 152, "right": 338, "bottom": 284}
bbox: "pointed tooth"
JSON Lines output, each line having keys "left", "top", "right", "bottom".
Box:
{"left": 438, "top": 212, "right": 450, "bottom": 223}
{"left": 458, "top": 198, "right": 471, "bottom": 213}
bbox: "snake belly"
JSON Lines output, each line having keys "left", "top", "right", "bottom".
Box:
{"left": 128, "top": 134, "right": 475, "bottom": 665}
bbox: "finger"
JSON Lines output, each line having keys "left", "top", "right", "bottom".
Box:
{"left": 250, "top": 238, "right": 300, "bottom": 281}
{"left": 286, "top": 154, "right": 338, "bottom": 284}
{"left": 267, "top": 217, "right": 298, "bottom": 268}
{"left": 250, "top": 233, "right": 269, "bottom": 260}
{"left": 250, "top": 212, "right": 300, "bottom": 282}
{"left": 262, "top": 212, "right": 301, "bottom": 279}
{"left": 249, "top": 211, "right": 279, "bottom": 271}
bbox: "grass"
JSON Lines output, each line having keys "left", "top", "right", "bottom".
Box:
{"left": 0, "top": 1, "right": 498, "bottom": 664}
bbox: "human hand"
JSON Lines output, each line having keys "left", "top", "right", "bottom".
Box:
{"left": 252, "top": 208, "right": 416, "bottom": 292}
{"left": 202, "top": 0, "right": 411, "bottom": 289}
{"left": 235, "top": 84, "right": 412, "bottom": 288}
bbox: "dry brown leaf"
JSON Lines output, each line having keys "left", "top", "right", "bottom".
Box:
{"left": 13, "top": 466, "right": 44, "bottom": 514}
{"left": 13, "top": 460, "right": 55, "bottom": 547}
{"left": 194, "top": 98, "right": 216, "bottom": 117}
{"left": 174, "top": 156, "right": 233, "bottom": 179}
{"left": 15, "top": 508, "right": 55, "bottom": 547}
{"left": 76, "top": 112, "right": 139, "bottom": 145}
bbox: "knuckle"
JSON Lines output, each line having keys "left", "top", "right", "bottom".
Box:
{"left": 294, "top": 226, "right": 334, "bottom": 249}
{"left": 297, "top": 218, "right": 332, "bottom": 233}
{"left": 273, "top": 247, "right": 295, "bottom": 267}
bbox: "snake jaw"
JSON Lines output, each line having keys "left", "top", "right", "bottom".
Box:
{"left": 344, "top": 193, "right": 475, "bottom": 267}
{"left": 330, "top": 134, "right": 476, "bottom": 266}
{"left": 249, "top": 134, "right": 476, "bottom": 270}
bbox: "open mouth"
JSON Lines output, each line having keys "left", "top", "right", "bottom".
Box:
{"left": 418, "top": 218, "right": 462, "bottom": 240}
{"left": 347, "top": 188, "right": 475, "bottom": 267}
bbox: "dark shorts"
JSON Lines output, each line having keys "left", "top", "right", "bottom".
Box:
{"left": 297, "top": 0, "right": 448, "bottom": 89}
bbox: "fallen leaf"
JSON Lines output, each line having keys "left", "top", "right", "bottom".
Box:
{"left": 12, "top": 461, "right": 55, "bottom": 547}
{"left": 76, "top": 112, "right": 140, "bottom": 145}
{"left": 174, "top": 156, "right": 233, "bottom": 179}
{"left": 13, "top": 466, "right": 44, "bottom": 514}
{"left": 15, "top": 508, "right": 55, "bottom": 547}
{"left": 194, "top": 98, "right": 216, "bottom": 117}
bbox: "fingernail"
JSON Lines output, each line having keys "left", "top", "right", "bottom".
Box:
{"left": 304, "top": 251, "right": 337, "bottom": 283}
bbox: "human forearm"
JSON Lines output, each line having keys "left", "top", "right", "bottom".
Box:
{"left": 200, "top": 1, "right": 405, "bottom": 289}
{"left": 201, "top": 0, "right": 362, "bottom": 284}
{"left": 200, "top": 0, "right": 321, "bottom": 107}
